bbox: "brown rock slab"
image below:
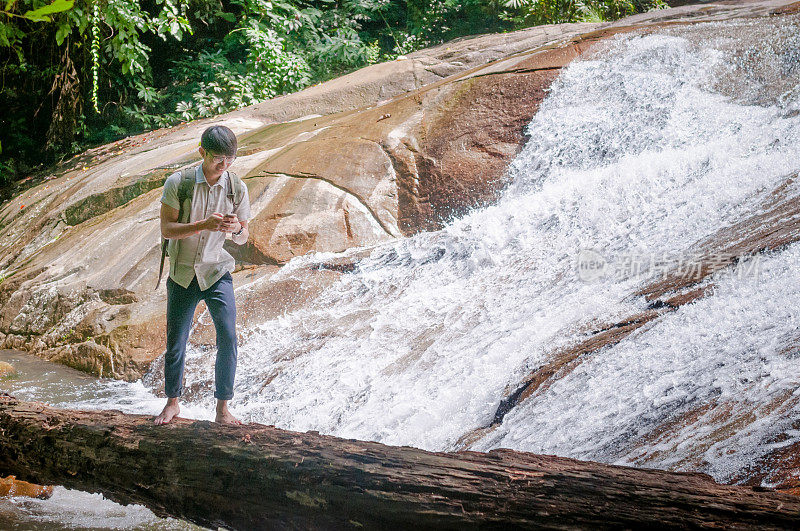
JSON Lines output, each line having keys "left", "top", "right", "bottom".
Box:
{"left": 639, "top": 173, "right": 800, "bottom": 302}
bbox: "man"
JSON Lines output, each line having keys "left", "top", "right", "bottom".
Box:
{"left": 154, "top": 125, "right": 250, "bottom": 425}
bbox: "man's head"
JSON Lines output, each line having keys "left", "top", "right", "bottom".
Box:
{"left": 199, "top": 125, "right": 238, "bottom": 178}
{"left": 201, "top": 125, "right": 237, "bottom": 156}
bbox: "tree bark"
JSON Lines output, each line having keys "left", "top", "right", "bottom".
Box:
{"left": 1, "top": 394, "right": 798, "bottom": 530}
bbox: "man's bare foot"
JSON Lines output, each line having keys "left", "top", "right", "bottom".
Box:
{"left": 215, "top": 400, "right": 243, "bottom": 425}
{"left": 154, "top": 398, "right": 180, "bottom": 425}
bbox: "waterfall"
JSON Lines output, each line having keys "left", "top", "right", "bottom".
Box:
{"left": 7, "top": 13, "right": 800, "bottom": 530}
{"left": 64, "top": 15, "right": 800, "bottom": 484}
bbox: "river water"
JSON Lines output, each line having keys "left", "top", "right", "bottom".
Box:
{"left": 0, "top": 349, "right": 200, "bottom": 529}
{"left": 3, "top": 14, "right": 800, "bottom": 528}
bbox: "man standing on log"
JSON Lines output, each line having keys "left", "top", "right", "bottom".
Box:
{"left": 154, "top": 125, "right": 250, "bottom": 425}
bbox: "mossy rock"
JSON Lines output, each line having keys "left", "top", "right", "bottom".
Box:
{"left": 63, "top": 170, "right": 172, "bottom": 226}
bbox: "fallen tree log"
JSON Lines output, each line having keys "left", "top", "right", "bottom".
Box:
{"left": 1, "top": 395, "right": 798, "bottom": 530}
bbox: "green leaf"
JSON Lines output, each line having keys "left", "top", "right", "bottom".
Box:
{"left": 22, "top": 0, "right": 74, "bottom": 22}
{"left": 55, "top": 23, "right": 70, "bottom": 45}
{"left": 4, "top": 1, "right": 15, "bottom": 12}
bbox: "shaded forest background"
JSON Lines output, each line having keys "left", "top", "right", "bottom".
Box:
{"left": 0, "top": 0, "right": 664, "bottom": 199}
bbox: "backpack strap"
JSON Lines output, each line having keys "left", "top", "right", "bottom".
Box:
{"left": 155, "top": 167, "right": 196, "bottom": 289}
{"left": 227, "top": 171, "right": 245, "bottom": 210}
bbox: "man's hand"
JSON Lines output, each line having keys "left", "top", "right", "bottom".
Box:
{"left": 199, "top": 213, "right": 226, "bottom": 232}
{"left": 220, "top": 213, "right": 241, "bottom": 233}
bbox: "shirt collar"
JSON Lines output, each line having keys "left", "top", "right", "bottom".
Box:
{"left": 196, "top": 164, "right": 228, "bottom": 187}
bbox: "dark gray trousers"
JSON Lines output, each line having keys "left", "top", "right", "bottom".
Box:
{"left": 165, "top": 272, "right": 237, "bottom": 400}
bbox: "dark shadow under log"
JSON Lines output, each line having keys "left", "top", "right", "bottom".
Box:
{"left": 1, "top": 395, "right": 799, "bottom": 530}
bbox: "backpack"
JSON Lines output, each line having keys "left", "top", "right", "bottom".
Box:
{"left": 155, "top": 167, "right": 246, "bottom": 289}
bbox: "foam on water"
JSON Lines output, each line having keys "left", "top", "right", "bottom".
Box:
{"left": 0, "top": 487, "right": 194, "bottom": 530}
{"left": 165, "top": 14, "right": 800, "bottom": 481}
{"left": 472, "top": 245, "right": 800, "bottom": 482}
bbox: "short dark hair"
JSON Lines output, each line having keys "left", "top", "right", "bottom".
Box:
{"left": 201, "top": 125, "right": 238, "bottom": 156}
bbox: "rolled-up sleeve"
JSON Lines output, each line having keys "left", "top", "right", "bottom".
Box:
{"left": 161, "top": 172, "right": 181, "bottom": 210}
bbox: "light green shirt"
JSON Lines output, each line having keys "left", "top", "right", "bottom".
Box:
{"left": 160, "top": 165, "right": 250, "bottom": 291}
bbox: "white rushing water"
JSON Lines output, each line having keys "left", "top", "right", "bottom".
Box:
{"left": 5, "top": 14, "right": 800, "bottom": 528}
{"left": 167, "top": 15, "right": 800, "bottom": 483}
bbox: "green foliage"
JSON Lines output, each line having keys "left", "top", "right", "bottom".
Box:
{"left": 167, "top": 33, "right": 311, "bottom": 123}
{"left": 0, "top": 0, "right": 73, "bottom": 60}
{"left": 501, "top": 0, "right": 666, "bottom": 25}
{"left": 120, "top": 3, "right": 313, "bottom": 126}
{"left": 20, "top": 0, "right": 74, "bottom": 22}
{"left": 89, "top": 1, "right": 99, "bottom": 113}
{"left": 0, "top": 139, "right": 12, "bottom": 190}
{"left": 1, "top": 0, "right": 74, "bottom": 21}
